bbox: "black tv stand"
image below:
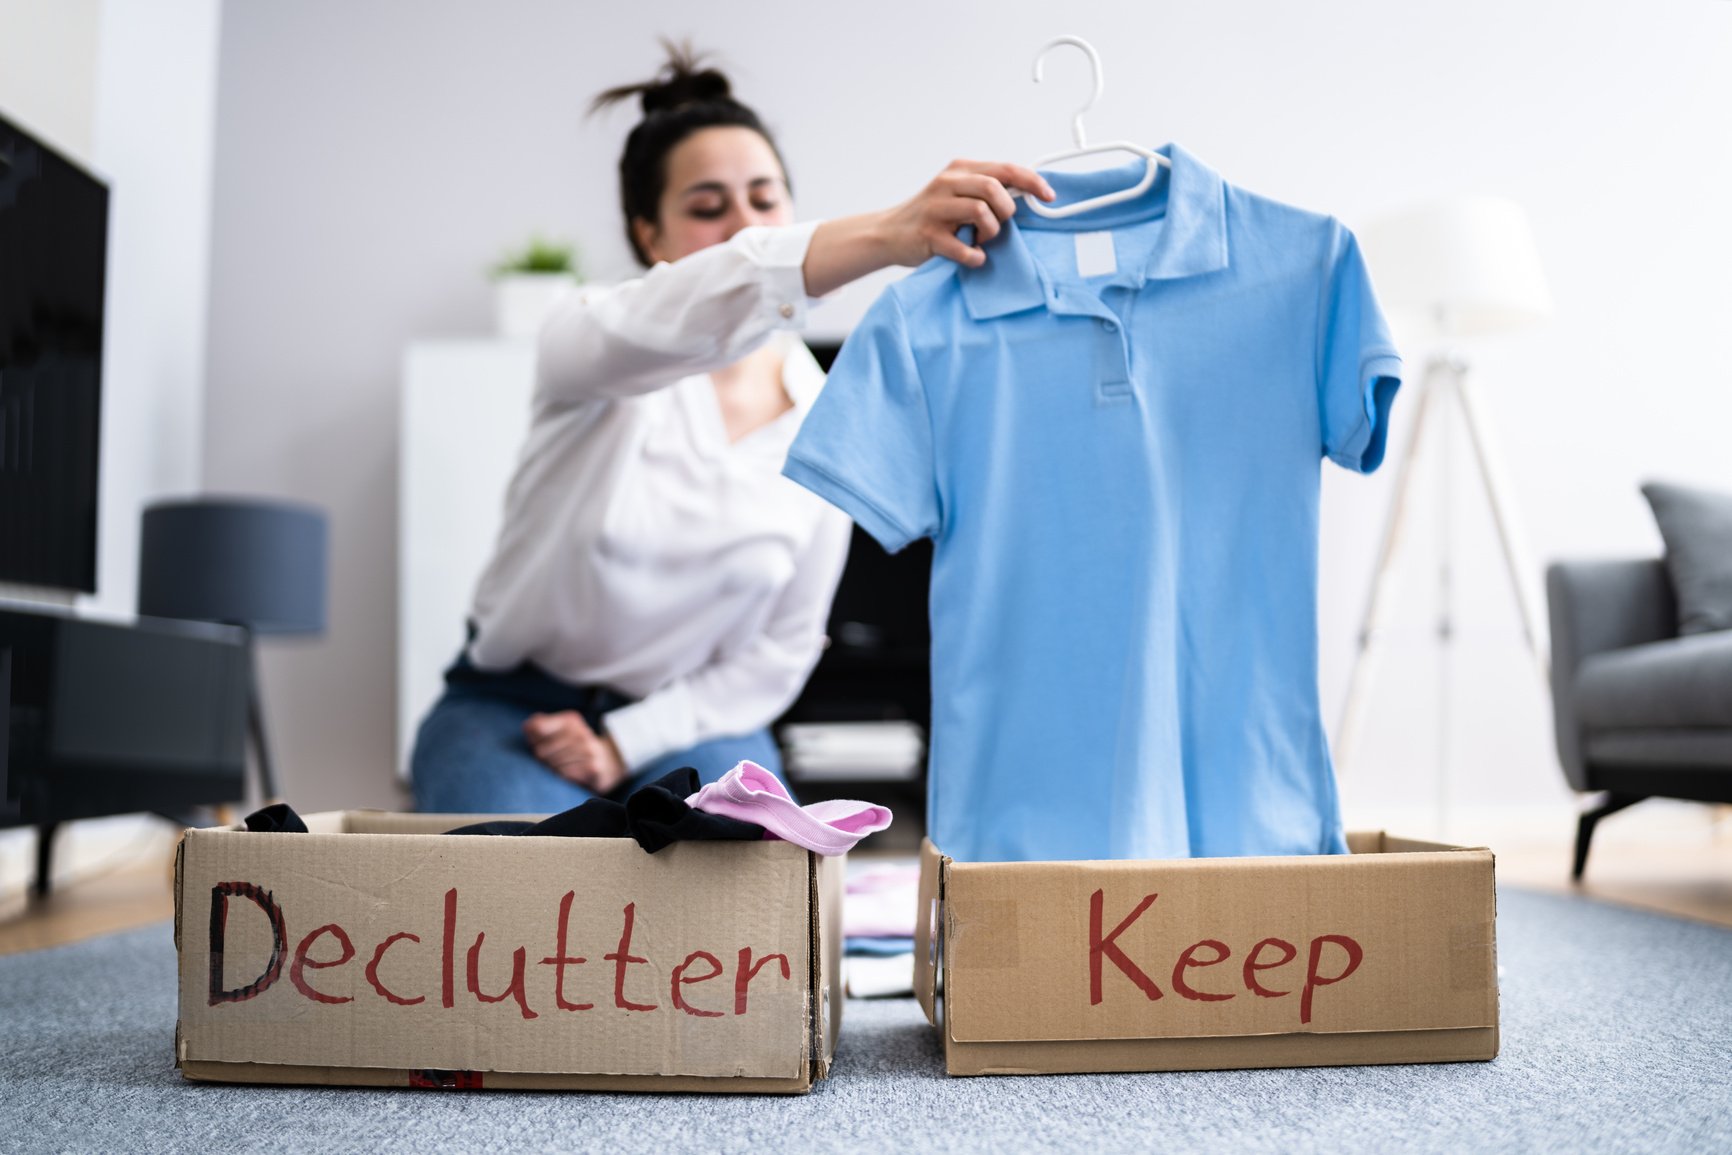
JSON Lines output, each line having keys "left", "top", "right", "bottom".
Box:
{"left": 2, "top": 605, "right": 251, "bottom": 897}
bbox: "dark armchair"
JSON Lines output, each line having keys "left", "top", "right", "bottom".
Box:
{"left": 1547, "top": 559, "right": 1732, "bottom": 879}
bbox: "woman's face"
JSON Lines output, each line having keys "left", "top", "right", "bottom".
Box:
{"left": 634, "top": 126, "right": 793, "bottom": 264}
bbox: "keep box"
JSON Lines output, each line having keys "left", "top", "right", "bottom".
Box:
{"left": 174, "top": 811, "right": 843, "bottom": 1093}
{"left": 913, "top": 832, "right": 1498, "bottom": 1075}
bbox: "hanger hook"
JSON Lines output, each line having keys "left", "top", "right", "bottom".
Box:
{"left": 1032, "top": 35, "right": 1104, "bottom": 150}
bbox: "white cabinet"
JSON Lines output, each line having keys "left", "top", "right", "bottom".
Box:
{"left": 396, "top": 339, "right": 534, "bottom": 776}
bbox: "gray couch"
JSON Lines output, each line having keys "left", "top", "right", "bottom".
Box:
{"left": 1547, "top": 558, "right": 1732, "bottom": 878}
{"left": 1544, "top": 561, "right": 1732, "bottom": 876}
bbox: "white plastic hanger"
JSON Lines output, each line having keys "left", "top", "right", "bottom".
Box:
{"left": 1023, "top": 35, "right": 1169, "bottom": 220}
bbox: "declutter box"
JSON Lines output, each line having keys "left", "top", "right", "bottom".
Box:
{"left": 913, "top": 832, "right": 1498, "bottom": 1076}
{"left": 174, "top": 811, "right": 843, "bottom": 1093}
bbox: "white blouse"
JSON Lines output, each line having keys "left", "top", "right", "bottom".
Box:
{"left": 466, "top": 221, "right": 853, "bottom": 770}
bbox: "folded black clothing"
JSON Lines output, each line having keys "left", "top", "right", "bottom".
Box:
{"left": 641, "top": 766, "right": 700, "bottom": 801}
{"left": 441, "top": 819, "right": 537, "bottom": 836}
{"left": 625, "top": 768, "right": 766, "bottom": 854}
{"left": 438, "top": 770, "right": 690, "bottom": 840}
{"left": 243, "top": 769, "right": 764, "bottom": 852}
{"left": 522, "top": 797, "right": 631, "bottom": 839}
{"left": 244, "top": 802, "right": 310, "bottom": 834}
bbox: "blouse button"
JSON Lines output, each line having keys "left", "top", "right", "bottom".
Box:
{"left": 779, "top": 303, "right": 796, "bottom": 319}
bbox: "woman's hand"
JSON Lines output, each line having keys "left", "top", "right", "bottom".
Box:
{"left": 523, "top": 711, "right": 627, "bottom": 795}
{"left": 803, "top": 161, "right": 1055, "bottom": 297}
{"left": 877, "top": 160, "right": 1056, "bottom": 268}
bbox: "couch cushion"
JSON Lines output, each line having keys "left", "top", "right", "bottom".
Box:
{"left": 1584, "top": 730, "right": 1732, "bottom": 770}
{"left": 1641, "top": 480, "right": 1732, "bottom": 636}
{"left": 1575, "top": 629, "right": 1732, "bottom": 729}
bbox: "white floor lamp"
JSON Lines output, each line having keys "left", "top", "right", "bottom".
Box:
{"left": 1335, "top": 198, "right": 1555, "bottom": 822}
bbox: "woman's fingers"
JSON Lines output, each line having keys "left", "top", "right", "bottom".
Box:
{"left": 883, "top": 158, "right": 1059, "bottom": 271}
{"left": 946, "top": 172, "right": 1021, "bottom": 224}
{"left": 547, "top": 744, "right": 601, "bottom": 783}
{"left": 923, "top": 161, "right": 1055, "bottom": 268}
{"left": 934, "top": 192, "right": 1003, "bottom": 242}
{"left": 534, "top": 734, "right": 584, "bottom": 763}
{"left": 957, "top": 160, "right": 1055, "bottom": 203}
{"left": 551, "top": 760, "right": 599, "bottom": 789}
{"left": 971, "top": 198, "right": 1002, "bottom": 241}
{"left": 930, "top": 231, "right": 985, "bottom": 268}
{"left": 522, "top": 712, "right": 558, "bottom": 742}
{"left": 524, "top": 710, "right": 593, "bottom": 744}
{"left": 524, "top": 710, "right": 605, "bottom": 777}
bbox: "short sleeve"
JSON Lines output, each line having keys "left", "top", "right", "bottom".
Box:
{"left": 1317, "top": 220, "right": 1403, "bottom": 473}
{"left": 783, "top": 290, "right": 939, "bottom": 553}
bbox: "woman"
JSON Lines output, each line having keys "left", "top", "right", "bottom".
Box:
{"left": 411, "top": 44, "right": 1054, "bottom": 813}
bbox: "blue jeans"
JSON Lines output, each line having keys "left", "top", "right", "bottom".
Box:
{"left": 410, "top": 649, "right": 787, "bottom": 814}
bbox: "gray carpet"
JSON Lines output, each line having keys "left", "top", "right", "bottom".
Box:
{"left": 2, "top": 888, "right": 1728, "bottom": 1155}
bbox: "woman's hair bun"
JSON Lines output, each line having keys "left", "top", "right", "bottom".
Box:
{"left": 591, "top": 39, "right": 737, "bottom": 117}
{"left": 641, "top": 64, "right": 731, "bottom": 113}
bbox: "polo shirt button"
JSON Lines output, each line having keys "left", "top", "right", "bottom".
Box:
{"left": 1101, "top": 320, "right": 1118, "bottom": 332}
{"left": 778, "top": 303, "right": 796, "bottom": 319}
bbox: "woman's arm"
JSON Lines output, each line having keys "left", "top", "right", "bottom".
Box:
{"left": 535, "top": 161, "right": 1054, "bottom": 410}
{"left": 535, "top": 222, "right": 819, "bottom": 410}
{"left": 802, "top": 160, "right": 1054, "bottom": 297}
{"left": 598, "top": 507, "right": 856, "bottom": 775}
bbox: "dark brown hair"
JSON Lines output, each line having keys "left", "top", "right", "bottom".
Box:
{"left": 591, "top": 40, "right": 789, "bottom": 266}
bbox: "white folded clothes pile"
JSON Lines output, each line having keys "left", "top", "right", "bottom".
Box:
{"left": 845, "top": 953, "right": 915, "bottom": 999}
{"left": 780, "top": 720, "right": 925, "bottom": 782}
{"left": 843, "top": 860, "right": 920, "bottom": 999}
{"left": 844, "top": 861, "right": 920, "bottom": 940}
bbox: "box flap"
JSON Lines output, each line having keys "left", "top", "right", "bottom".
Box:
{"left": 341, "top": 811, "right": 543, "bottom": 836}
{"left": 177, "top": 829, "right": 814, "bottom": 1079}
{"left": 1344, "top": 830, "right": 1490, "bottom": 856}
{"left": 1382, "top": 834, "right": 1487, "bottom": 854}
{"left": 811, "top": 853, "right": 845, "bottom": 1077}
{"left": 944, "top": 847, "right": 1497, "bottom": 1045}
{"left": 1344, "top": 830, "right": 1386, "bottom": 855}
{"left": 913, "top": 839, "right": 946, "bottom": 1027}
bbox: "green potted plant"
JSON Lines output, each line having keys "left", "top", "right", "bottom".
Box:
{"left": 490, "top": 235, "right": 583, "bottom": 339}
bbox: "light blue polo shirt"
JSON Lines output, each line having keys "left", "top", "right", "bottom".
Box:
{"left": 784, "top": 144, "right": 1401, "bottom": 863}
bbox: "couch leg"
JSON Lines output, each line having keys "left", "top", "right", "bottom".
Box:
{"left": 1573, "top": 794, "right": 1643, "bottom": 882}
{"left": 31, "top": 822, "right": 60, "bottom": 900}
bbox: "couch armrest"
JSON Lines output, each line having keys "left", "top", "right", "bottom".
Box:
{"left": 1546, "top": 559, "right": 1677, "bottom": 790}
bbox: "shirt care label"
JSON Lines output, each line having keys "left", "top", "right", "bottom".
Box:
{"left": 1074, "top": 231, "right": 1118, "bottom": 278}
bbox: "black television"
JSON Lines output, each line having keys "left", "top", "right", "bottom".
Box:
{"left": 0, "top": 110, "right": 108, "bottom": 592}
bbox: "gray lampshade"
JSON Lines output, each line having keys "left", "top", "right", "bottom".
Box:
{"left": 138, "top": 498, "right": 328, "bottom": 635}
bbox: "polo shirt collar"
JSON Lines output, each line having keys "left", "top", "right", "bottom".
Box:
{"left": 959, "top": 142, "right": 1228, "bottom": 321}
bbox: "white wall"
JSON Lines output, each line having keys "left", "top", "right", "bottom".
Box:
{"left": 86, "top": 0, "right": 223, "bottom": 617}
{"left": 203, "top": 0, "right": 1732, "bottom": 824}
{"left": 0, "top": 0, "right": 100, "bottom": 160}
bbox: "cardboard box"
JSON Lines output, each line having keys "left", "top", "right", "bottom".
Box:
{"left": 913, "top": 832, "right": 1498, "bottom": 1076}
{"left": 174, "top": 811, "right": 843, "bottom": 1093}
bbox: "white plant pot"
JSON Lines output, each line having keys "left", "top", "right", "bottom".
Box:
{"left": 493, "top": 273, "right": 577, "bottom": 339}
